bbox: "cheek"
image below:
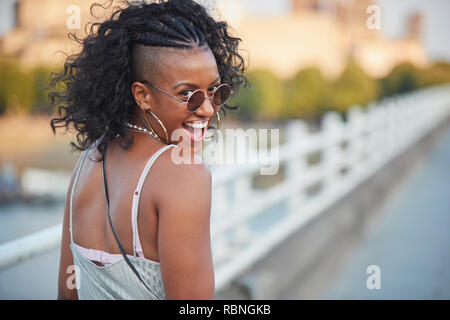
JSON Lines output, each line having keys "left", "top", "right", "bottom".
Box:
{"left": 158, "top": 107, "right": 187, "bottom": 132}
{"left": 155, "top": 102, "right": 181, "bottom": 123}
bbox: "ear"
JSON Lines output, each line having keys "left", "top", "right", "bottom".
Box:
{"left": 131, "top": 81, "right": 153, "bottom": 111}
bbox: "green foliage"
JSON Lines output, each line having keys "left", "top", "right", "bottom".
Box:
{"left": 31, "top": 66, "right": 53, "bottom": 115}
{"left": 0, "top": 59, "right": 34, "bottom": 114}
{"left": 324, "top": 60, "right": 378, "bottom": 114}
{"left": 233, "top": 60, "right": 450, "bottom": 122}
{"left": 233, "top": 69, "right": 285, "bottom": 120}
{"left": 379, "top": 62, "right": 423, "bottom": 98}
{"left": 284, "top": 67, "right": 327, "bottom": 121}
{"left": 0, "top": 59, "right": 52, "bottom": 116}
{"left": 420, "top": 61, "right": 450, "bottom": 87}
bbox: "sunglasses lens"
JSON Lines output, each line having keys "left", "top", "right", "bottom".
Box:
{"left": 187, "top": 91, "right": 205, "bottom": 112}
{"left": 213, "top": 84, "right": 232, "bottom": 107}
{"left": 186, "top": 84, "right": 232, "bottom": 112}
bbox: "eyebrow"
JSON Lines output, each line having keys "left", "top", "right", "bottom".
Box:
{"left": 172, "top": 76, "right": 221, "bottom": 90}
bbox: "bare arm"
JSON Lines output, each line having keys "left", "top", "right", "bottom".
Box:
{"left": 156, "top": 159, "right": 214, "bottom": 299}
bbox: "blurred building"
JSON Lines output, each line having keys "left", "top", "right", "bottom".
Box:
{"left": 217, "top": 0, "right": 428, "bottom": 79}
{"left": 0, "top": 0, "right": 428, "bottom": 79}
{"left": 0, "top": 0, "right": 115, "bottom": 67}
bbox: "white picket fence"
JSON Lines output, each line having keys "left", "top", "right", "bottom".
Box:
{"left": 1, "top": 84, "right": 450, "bottom": 293}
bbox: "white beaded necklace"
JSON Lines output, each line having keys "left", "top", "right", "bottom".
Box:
{"left": 125, "top": 122, "right": 162, "bottom": 141}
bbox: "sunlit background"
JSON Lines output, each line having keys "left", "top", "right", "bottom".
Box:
{"left": 0, "top": 0, "right": 449, "bottom": 299}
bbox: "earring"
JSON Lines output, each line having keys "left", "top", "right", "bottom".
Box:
{"left": 214, "top": 111, "right": 221, "bottom": 131}
{"left": 144, "top": 108, "right": 169, "bottom": 144}
{"left": 133, "top": 108, "right": 162, "bottom": 143}
{"left": 205, "top": 111, "right": 221, "bottom": 141}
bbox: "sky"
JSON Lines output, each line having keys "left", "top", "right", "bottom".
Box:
{"left": 0, "top": 0, "right": 449, "bottom": 61}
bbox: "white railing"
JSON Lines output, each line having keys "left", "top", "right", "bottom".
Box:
{"left": 1, "top": 84, "right": 450, "bottom": 293}
{"left": 209, "top": 84, "right": 450, "bottom": 290}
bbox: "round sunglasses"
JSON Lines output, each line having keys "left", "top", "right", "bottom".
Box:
{"left": 140, "top": 80, "right": 233, "bottom": 113}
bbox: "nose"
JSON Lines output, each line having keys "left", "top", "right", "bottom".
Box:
{"left": 195, "top": 93, "right": 216, "bottom": 118}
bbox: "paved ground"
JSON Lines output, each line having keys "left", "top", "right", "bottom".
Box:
{"left": 320, "top": 128, "right": 450, "bottom": 299}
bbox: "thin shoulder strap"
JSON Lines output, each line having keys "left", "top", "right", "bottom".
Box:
{"left": 69, "top": 149, "right": 89, "bottom": 244}
{"left": 132, "top": 144, "right": 179, "bottom": 256}
{"left": 102, "top": 142, "right": 160, "bottom": 293}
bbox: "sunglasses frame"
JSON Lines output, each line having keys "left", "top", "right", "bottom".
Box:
{"left": 139, "top": 80, "right": 233, "bottom": 113}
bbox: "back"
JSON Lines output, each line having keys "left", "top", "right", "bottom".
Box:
{"left": 67, "top": 141, "right": 178, "bottom": 299}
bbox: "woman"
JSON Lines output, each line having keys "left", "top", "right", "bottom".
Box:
{"left": 51, "top": 0, "right": 247, "bottom": 299}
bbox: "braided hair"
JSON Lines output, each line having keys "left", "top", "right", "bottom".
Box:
{"left": 49, "top": 0, "right": 248, "bottom": 161}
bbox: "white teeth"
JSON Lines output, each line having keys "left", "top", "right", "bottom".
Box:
{"left": 184, "top": 121, "right": 208, "bottom": 129}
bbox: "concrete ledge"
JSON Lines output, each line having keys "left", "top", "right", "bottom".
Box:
{"left": 215, "top": 114, "right": 450, "bottom": 300}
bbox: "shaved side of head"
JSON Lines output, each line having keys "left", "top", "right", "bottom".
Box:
{"left": 131, "top": 45, "right": 166, "bottom": 83}
{"left": 130, "top": 42, "right": 210, "bottom": 84}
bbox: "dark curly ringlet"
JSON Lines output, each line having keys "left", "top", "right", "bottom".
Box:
{"left": 49, "top": 0, "right": 248, "bottom": 162}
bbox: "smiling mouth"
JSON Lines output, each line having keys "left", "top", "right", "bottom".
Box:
{"left": 182, "top": 121, "right": 208, "bottom": 143}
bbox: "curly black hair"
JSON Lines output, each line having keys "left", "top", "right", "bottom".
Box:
{"left": 49, "top": 0, "right": 248, "bottom": 161}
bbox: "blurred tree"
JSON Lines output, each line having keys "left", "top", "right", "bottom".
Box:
{"left": 233, "top": 69, "right": 284, "bottom": 120}
{"left": 0, "top": 59, "right": 35, "bottom": 115}
{"left": 421, "top": 61, "right": 450, "bottom": 87}
{"left": 284, "top": 66, "right": 327, "bottom": 122}
{"left": 379, "top": 61, "right": 422, "bottom": 97}
{"left": 324, "top": 60, "right": 378, "bottom": 114}
{"left": 31, "top": 66, "right": 52, "bottom": 115}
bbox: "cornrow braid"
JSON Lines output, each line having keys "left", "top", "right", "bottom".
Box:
{"left": 132, "top": 31, "right": 189, "bottom": 48}
{"left": 169, "top": 16, "right": 196, "bottom": 40}
{"left": 49, "top": 0, "right": 248, "bottom": 161}
{"left": 158, "top": 15, "right": 195, "bottom": 42}
{"left": 128, "top": 13, "right": 207, "bottom": 49}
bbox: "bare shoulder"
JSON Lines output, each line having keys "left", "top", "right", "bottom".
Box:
{"left": 163, "top": 146, "right": 211, "bottom": 176}
{"left": 155, "top": 147, "right": 212, "bottom": 203}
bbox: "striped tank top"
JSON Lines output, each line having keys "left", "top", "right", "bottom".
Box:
{"left": 69, "top": 143, "right": 178, "bottom": 299}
